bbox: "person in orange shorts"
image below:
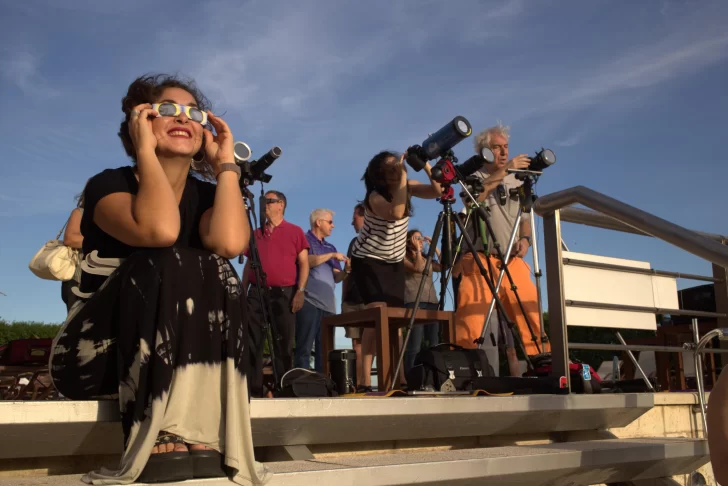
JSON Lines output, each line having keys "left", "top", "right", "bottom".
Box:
{"left": 452, "top": 122, "right": 550, "bottom": 376}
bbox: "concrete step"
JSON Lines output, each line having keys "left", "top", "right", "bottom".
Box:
{"left": 0, "top": 394, "right": 654, "bottom": 459}
{"left": 0, "top": 438, "right": 709, "bottom": 486}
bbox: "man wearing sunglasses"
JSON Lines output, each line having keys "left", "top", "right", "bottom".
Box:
{"left": 294, "top": 209, "right": 349, "bottom": 373}
{"left": 243, "top": 190, "right": 310, "bottom": 397}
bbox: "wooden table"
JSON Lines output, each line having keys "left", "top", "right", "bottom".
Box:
{"left": 321, "top": 306, "right": 456, "bottom": 391}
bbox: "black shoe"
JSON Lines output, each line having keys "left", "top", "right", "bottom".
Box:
{"left": 189, "top": 449, "right": 227, "bottom": 479}
{"left": 137, "top": 433, "right": 193, "bottom": 484}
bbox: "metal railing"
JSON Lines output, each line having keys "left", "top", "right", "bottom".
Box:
{"left": 533, "top": 186, "right": 728, "bottom": 428}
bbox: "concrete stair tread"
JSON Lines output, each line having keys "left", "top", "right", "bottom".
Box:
{"left": 0, "top": 437, "right": 709, "bottom": 486}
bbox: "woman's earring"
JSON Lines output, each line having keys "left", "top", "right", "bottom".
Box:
{"left": 191, "top": 150, "right": 205, "bottom": 170}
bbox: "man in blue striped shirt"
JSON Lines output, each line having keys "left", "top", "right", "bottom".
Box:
{"left": 294, "top": 208, "right": 349, "bottom": 371}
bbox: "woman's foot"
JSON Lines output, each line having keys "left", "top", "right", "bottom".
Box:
{"left": 187, "top": 444, "right": 215, "bottom": 452}
{"left": 151, "top": 432, "right": 188, "bottom": 454}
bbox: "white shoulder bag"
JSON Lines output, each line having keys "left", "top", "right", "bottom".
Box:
{"left": 28, "top": 215, "right": 80, "bottom": 281}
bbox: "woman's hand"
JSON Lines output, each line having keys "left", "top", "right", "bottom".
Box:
{"left": 385, "top": 153, "right": 407, "bottom": 189}
{"left": 423, "top": 236, "right": 441, "bottom": 257}
{"left": 203, "top": 112, "right": 235, "bottom": 176}
{"left": 128, "top": 103, "right": 159, "bottom": 156}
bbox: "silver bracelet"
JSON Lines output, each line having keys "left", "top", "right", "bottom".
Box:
{"left": 217, "top": 163, "right": 241, "bottom": 180}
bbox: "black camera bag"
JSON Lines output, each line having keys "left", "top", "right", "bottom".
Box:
{"left": 406, "top": 343, "right": 494, "bottom": 391}
{"left": 276, "top": 368, "right": 338, "bottom": 398}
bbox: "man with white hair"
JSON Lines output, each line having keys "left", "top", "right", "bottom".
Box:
{"left": 454, "top": 123, "right": 550, "bottom": 376}
{"left": 294, "top": 208, "right": 349, "bottom": 372}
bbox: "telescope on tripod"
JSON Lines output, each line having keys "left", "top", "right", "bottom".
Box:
{"left": 392, "top": 118, "right": 557, "bottom": 391}
{"left": 235, "top": 142, "right": 285, "bottom": 393}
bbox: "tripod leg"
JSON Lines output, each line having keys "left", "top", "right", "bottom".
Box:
{"left": 479, "top": 207, "right": 522, "bottom": 347}
{"left": 439, "top": 210, "right": 474, "bottom": 311}
{"left": 476, "top": 205, "right": 542, "bottom": 355}
{"left": 389, "top": 212, "right": 446, "bottom": 392}
{"left": 529, "top": 206, "right": 549, "bottom": 349}
{"left": 244, "top": 204, "right": 282, "bottom": 392}
{"left": 438, "top": 211, "right": 452, "bottom": 312}
{"left": 452, "top": 213, "right": 534, "bottom": 371}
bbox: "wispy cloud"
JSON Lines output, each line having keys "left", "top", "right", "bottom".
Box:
{"left": 0, "top": 48, "right": 58, "bottom": 98}
{"left": 507, "top": 1, "right": 728, "bottom": 143}
{"left": 554, "top": 135, "right": 580, "bottom": 148}
{"left": 176, "top": 0, "right": 527, "bottom": 133}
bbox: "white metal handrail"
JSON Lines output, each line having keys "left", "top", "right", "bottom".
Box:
{"left": 534, "top": 186, "right": 728, "bottom": 268}
{"left": 532, "top": 186, "right": 728, "bottom": 398}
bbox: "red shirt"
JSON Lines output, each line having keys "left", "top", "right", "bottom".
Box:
{"left": 244, "top": 220, "right": 309, "bottom": 287}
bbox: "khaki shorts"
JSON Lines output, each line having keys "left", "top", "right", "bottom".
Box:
{"left": 342, "top": 302, "right": 367, "bottom": 339}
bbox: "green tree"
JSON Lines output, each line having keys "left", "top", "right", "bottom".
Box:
{"left": 0, "top": 319, "right": 63, "bottom": 345}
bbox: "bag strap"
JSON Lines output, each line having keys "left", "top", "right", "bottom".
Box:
{"left": 54, "top": 213, "right": 74, "bottom": 241}
{"left": 431, "top": 343, "right": 464, "bottom": 351}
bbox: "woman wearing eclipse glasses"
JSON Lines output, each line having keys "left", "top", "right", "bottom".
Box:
{"left": 49, "top": 74, "right": 270, "bottom": 485}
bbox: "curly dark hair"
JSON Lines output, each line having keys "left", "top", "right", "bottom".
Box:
{"left": 118, "top": 74, "right": 214, "bottom": 179}
{"left": 362, "top": 151, "right": 412, "bottom": 218}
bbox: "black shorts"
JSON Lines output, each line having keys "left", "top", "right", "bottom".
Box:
{"left": 351, "top": 256, "right": 405, "bottom": 307}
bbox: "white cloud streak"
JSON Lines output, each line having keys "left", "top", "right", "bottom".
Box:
{"left": 0, "top": 49, "right": 58, "bottom": 99}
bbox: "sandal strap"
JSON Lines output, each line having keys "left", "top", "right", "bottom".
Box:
{"left": 156, "top": 432, "right": 186, "bottom": 446}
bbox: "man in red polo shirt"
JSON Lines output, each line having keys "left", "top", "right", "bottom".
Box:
{"left": 243, "top": 190, "right": 309, "bottom": 397}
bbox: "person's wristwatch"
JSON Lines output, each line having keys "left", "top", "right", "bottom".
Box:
{"left": 216, "top": 163, "right": 241, "bottom": 180}
{"left": 520, "top": 235, "right": 532, "bottom": 246}
{"left": 297, "top": 287, "right": 306, "bottom": 293}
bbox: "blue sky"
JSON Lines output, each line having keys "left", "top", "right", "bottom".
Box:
{"left": 1, "top": 0, "right": 727, "bottom": 327}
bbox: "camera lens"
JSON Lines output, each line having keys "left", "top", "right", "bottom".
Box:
{"left": 456, "top": 119, "right": 469, "bottom": 134}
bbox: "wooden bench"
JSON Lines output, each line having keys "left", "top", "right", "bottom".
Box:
{"left": 320, "top": 306, "right": 455, "bottom": 390}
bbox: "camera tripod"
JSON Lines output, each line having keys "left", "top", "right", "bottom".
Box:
{"left": 438, "top": 173, "right": 546, "bottom": 358}
{"left": 479, "top": 173, "right": 549, "bottom": 355}
{"left": 238, "top": 182, "right": 282, "bottom": 394}
{"left": 390, "top": 161, "right": 533, "bottom": 391}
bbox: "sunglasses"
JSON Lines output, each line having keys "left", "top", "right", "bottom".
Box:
{"left": 265, "top": 198, "right": 282, "bottom": 204}
{"left": 151, "top": 103, "right": 208, "bottom": 125}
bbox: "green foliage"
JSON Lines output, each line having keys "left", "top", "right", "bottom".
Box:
{"left": 0, "top": 318, "right": 62, "bottom": 345}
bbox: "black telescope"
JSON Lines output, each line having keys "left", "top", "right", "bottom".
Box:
{"left": 250, "top": 147, "right": 282, "bottom": 180}
{"left": 528, "top": 148, "right": 555, "bottom": 172}
{"left": 455, "top": 146, "right": 495, "bottom": 179}
{"left": 237, "top": 146, "right": 282, "bottom": 185}
{"left": 406, "top": 116, "right": 472, "bottom": 172}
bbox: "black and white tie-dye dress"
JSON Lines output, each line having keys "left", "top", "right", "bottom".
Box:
{"left": 49, "top": 166, "right": 270, "bottom": 485}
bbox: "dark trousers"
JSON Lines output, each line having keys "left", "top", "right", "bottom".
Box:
{"left": 294, "top": 300, "right": 332, "bottom": 372}
{"left": 404, "top": 302, "right": 440, "bottom": 375}
{"left": 247, "top": 284, "right": 296, "bottom": 397}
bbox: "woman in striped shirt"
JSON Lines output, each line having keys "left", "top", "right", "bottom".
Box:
{"left": 351, "top": 150, "right": 441, "bottom": 388}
